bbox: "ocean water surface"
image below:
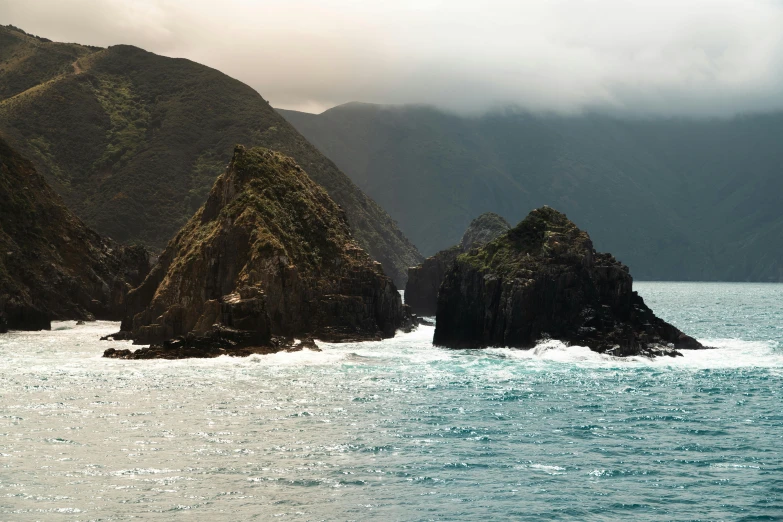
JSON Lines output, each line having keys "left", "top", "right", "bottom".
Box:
{"left": 1, "top": 282, "right": 782, "bottom": 520}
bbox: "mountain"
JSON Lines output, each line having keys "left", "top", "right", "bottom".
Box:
{"left": 0, "top": 135, "right": 149, "bottom": 332}
{"left": 112, "top": 146, "right": 407, "bottom": 356}
{"left": 278, "top": 103, "right": 783, "bottom": 281}
{"left": 405, "top": 212, "right": 510, "bottom": 315}
{"left": 433, "top": 207, "right": 704, "bottom": 357}
{"left": 0, "top": 25, "right": 421, "bottom": 286}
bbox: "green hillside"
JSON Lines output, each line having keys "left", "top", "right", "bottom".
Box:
{"left": 279, "top": 103, "right": 783, "bottom": 281}
{"left": 0, "top": 26, "right": 421, "bottom": 285}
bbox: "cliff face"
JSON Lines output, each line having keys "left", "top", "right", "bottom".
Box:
{"left": 405, "top": 213, "right": 510, "bottom": 315}
{"left": 0, "top": 26, "right": 422, "bottom": 286}
{"left": 0, "top": 136, "right": 150, "bottom": 332}
{"left": 118, "top": 146, "right": 407, "bottom": 349}
{"left": 433, "top": 207, "right": 704, "bottom": 357}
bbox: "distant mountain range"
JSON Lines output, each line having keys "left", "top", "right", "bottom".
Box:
{"left": 279, "top": 103, "right": 783, "bottom": 281}
{"left": 0, "top": 25, "right": 421, "bottom": 285}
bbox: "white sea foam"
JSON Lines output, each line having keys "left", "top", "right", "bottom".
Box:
{"left": 527, "top": 464, "right": 567, "bottom": 475}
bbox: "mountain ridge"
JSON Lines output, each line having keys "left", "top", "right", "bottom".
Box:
{"left": 278, "top": 102, "right": 783, "bottom": 281}
{"left": 0, "top": 26, "right": 422, "bottom": 286}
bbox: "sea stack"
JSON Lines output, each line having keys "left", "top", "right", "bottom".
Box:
{"left": 108, "top": 146, "right": 408, "bottom": 358}
{"left": 0, "top": 137, "right": 150, "bottom": 331}
{"left": 433, "top": 207, "right": 704, "bottom": 357}
{"left": 405, "top": 212, "right": 510, "bottom": 316}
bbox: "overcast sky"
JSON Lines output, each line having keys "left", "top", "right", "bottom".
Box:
{"left": 2, "top": 0, "right": 783, "bottom": 116}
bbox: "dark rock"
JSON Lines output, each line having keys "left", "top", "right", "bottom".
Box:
{"left": 0, "top": 137, "right": 152, "bottom": 332}
{"left": 104, "top": 326, "right": 288, "bottom": 360}
{"left": 294, "top": 337, "right": 321, "bottom": 351}
{"left": 406, "top": 213, "right": 510, "bottom": 315}
{"left": 433, "top": 207, "right": 706, "bottom": 357}
{"left": 111, "top": 146, "right": 410, "bottom": 358}
{"left": 0, "top": 301, "right": 50, "bottom": 332}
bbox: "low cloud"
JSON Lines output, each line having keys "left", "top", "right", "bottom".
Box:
{"left": 2, "top": 0, "right": 782, "bottom": 116}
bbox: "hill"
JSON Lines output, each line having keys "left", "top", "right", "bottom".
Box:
{"left": 0, "top": 135, "right": 149, "bottom": 331}
{"left": 0, "top": 26, "right": 421, "bottom": 285}
{"left": 279, "top": 103, "right": 783, "bottom": 281}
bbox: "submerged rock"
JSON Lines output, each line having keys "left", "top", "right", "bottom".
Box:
{"left": 110, "top": 146, "right": 409, "bottom": 358}
{"left": 433, "top": 207, "right": 705, "bottom": 357}
{"left": 405, "top": 213, "right": 510, "bottom": 315}
{"left": 0, "top": 137, "right": 151, "bottom": 332}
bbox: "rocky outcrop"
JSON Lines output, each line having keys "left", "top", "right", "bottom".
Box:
{"left": 0, "top": 136, "right": 151, "bottom": 331}
{"left": 405, "top": 213, "right": 510, "bottom": 315}
{"left": 433, "top": 207, "right": 705, "bottom": 357}
{"left": 110, "top": 146, "right": 409, "bottom": 357}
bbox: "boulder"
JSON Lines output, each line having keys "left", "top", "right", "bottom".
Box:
{"left": 433, "top": 207, "right": 705, "bottom": 357}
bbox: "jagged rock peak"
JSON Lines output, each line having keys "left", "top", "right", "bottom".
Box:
{"left": 113, "top": 145, "right": 409, "bottom": 356}
{"left": 433, "top": 206, "right": 705, "bottom": 357}
{"left": 404, "top": 212, "right": 511, "bottom": 316}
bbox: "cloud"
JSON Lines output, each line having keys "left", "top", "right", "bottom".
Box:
{"left": 2, "top": 0, "right": 782, "bottom": 116}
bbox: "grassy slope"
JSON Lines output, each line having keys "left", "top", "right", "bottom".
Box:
{"left": 0, "top": 26, "right": 421, "bottom": 285}
{"left": 279, "top": 104, "right": 783, "bottom": 281}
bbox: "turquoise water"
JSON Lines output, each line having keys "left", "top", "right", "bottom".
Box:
{"left": 1, "top": 282, "right": 782, "bottom": 520}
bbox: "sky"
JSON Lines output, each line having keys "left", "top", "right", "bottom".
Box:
{"left": 2, "top": 0, "right": 782, "bottom": 116}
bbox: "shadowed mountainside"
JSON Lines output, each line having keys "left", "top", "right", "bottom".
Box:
{"left": 0, "top": 26, "right": 421, "bottom": 285}
{"left": 0, "top": 135, "right": 149, "bottom": 332}
{"left": 279, "top": 103, "right": 783, "bottom": 281}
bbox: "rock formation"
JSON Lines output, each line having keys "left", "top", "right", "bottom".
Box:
{"left": 433, "top": 207, "right": 705, "bottom": 357}
{"left": 405, "top": 213, "right": 510, "bottom": 315}
{"left": 0, "top": 136, "right": 150, "bottom": 332}
{"left": 108, "top": 146, "right": 408, "bottom": 357}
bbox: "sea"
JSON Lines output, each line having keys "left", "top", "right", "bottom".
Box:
{"left": 1, "top": 282, "right": 782, "bottom": 521}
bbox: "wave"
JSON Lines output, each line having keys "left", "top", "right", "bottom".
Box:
{"left": 4, "top": 320, "right": 781, "bottom": 372}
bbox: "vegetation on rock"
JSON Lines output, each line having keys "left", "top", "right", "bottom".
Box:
{"left": 112, "top": 146, "right": 408, "bottom": 356}
{"left": 0, "top": 25, "right": 421, "bottom": 286}
{"left": 433, "top": 207, "right": 705, "bottom": 357}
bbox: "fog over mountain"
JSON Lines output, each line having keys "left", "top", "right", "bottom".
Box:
{"left": 2, "top": 0, "right": 782, "bottom": 116}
